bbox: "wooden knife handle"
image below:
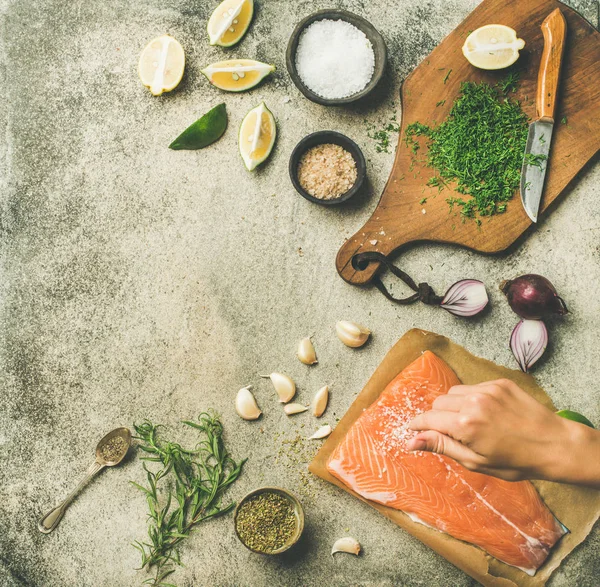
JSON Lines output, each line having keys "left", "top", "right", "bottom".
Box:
{"left": 537, "top": 8, "right": 567, "bottom": 122}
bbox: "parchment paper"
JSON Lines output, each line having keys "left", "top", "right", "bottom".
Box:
{"left": 309, "top": 329, "right": 600, "bottom": 587}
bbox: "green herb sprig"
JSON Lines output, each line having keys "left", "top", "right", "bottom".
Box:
{"left": 131, "top": 413, "right": 245, "bottom": 587}
{"left": 405, "top": 75, "right": 531, "bottom": 219}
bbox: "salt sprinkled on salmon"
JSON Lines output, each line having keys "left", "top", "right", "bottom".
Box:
{"left": 327, "top": 351, "right": 566, "bottom": 575}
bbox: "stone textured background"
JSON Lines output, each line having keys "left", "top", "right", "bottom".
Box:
{"left": 1, "top": 0, "right": 599, "bottom": 585}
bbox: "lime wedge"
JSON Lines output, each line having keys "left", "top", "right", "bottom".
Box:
{"left": 169, "top": 103, "right": 228, "bottom": 150}
{"left": 556, "top": 410, "right": 595, "bottom": 428}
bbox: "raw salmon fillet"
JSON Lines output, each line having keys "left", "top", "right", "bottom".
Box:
{"left": 327, "top": 351, "right": 566, "bottom": 575}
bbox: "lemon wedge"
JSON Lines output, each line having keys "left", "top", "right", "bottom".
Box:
{"left": 138, "top": 35, "right": 185, "bottom": 96}
{"left": 207, "top": 0, "right": 254, "bottom": 47}
{"left": 202, "top": 59, "right": 274, "bottom": 92}
{"left": 462, "top": 25, "right": 525, "bottom": 70}
{"left": 239, "top": 102, "right": 276, "bottom": 171}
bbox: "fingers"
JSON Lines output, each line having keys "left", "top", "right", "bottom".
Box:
{"left": 406, "top": 431, "right": 482, "bottom": 468}
{"left": 432, "top": 394, "right": 465, "bottom": 412}
{"left": 408, "top": 410, "right": 461, "bottom": 437}
{"left": 449, "top": 380, "right": 514, "bottom": 398}
{"left": 448, "top": 384, "right": 478, "bottom": 395}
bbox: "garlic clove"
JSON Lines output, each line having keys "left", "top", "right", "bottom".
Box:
{"left": 297, "top": 337, "right": 318, "bottom": 365}
{"left": 261, "top": 372, "right": 296, "bottom": 403}
{"left": 331, "top": 537, "right": 361, "bottom": 556}
{"left": 283, "top": 403, "right": 308, "bottom": 415}
{"left": 336, "top": 321, "right": 370, "bottom": 348}
{"left": 235, "top": 386, "right": 261, "bottom": 420}
{"left": 309, "top": 424, "right": 332, "bottom": 439}
{"left": 312, "top": 385, "right": 329, "bottom": 417}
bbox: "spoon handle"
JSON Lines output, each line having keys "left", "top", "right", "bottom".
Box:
{"left": 38, "top": 460, "right": 105, "bottom": 534}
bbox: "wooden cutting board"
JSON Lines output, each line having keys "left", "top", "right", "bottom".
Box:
{"left": 336, "top": 0, "right": 600, "bottom": 286}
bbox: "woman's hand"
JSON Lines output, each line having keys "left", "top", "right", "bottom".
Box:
{"left": 406, "top": 378, "right": 600, "bottom": 487}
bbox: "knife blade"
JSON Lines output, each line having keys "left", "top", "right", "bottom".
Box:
{"left": 520, "top": 8, "right": 567, "bottom": 223}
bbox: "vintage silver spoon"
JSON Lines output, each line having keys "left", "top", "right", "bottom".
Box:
{"left": 38, "top": 427, "right": 131, "bottom": 534}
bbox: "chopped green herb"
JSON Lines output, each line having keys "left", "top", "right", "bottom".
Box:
{"left": 498, "top": 72, "right": 520, "bottom": 94}
{"left": 524, "top": 152, "right": 547, "bottom": 169}
{"left": 443, "top": 69, "right": 452, "bottom": 84}
{"left": 561, "top": 116, "right": 568, "bottom": 124}
{"left": 420, "top": 197, "right": 427, "bottom": 204}
{"left": 366, "top": 115, "right": 401, "bottom": 154}
{"left": 405, "top": 76, "right": 530, "bottom": 219}
{"left": 436, "top": 99, "right": 446, "bottom": 107}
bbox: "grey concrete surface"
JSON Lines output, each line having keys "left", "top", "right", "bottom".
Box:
{"left": 1, "top": 0, "right": 599, "bottom": 585}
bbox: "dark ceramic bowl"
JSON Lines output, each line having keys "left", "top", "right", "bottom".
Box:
{"left": 286, "top": 9, "right": 387, "bottom": 106}
{"left": 289, "top": 131, "right": 366, "bottom": 206}
{"left": 234, "top": 487, "right": 305, "bottom": 555}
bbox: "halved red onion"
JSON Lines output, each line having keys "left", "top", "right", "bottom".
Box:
{"left": 440, "top": 279, "right": 489, "bottom": 317}
{"left": 510, "top": 319, "right": 548, "bottom": 372}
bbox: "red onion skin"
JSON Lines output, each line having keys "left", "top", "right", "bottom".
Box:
{"left": 500, "top": 274, "right": 568, "bottom": 320}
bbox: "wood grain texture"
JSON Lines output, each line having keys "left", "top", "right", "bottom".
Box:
{"left": 538, "top": 8, "right": 567, "bottom": 120}
{"left": 336, "top": 0, "right": 600, "bottom": 286}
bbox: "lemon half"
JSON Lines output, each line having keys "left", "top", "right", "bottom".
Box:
{"left": 239, "top": 102, "right": 276, "bottom": 171}
{"left": 138, "top": 35, "right": 185, "bottom": 96}
{"left": 462, "top": 25, "right": 525, "bottom": 70}
{"left": 207, "top": 0, "right": 254, "bottom": 47}
{"left": 202, "top": 59, "right": 274, "bottom": 92}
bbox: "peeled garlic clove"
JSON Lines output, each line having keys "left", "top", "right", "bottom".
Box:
{"left": 235, "top": 386, "right": 261, "bottom": 421}
{"left": 261, "top": 372, "right": 296, "bottom": 403}
{"left": 309, "top": 424, "right": 332, "bottom": 439}
{"left": 283, "top": 402, "right": 308, "bottom": 415}
{"left": 336, "top": 321, "right": 370, "bottom": 348}
{"left": 312, "top": 385, "right": 329, "bottom": 417}
{"left": 331, "top": 537, "right": 361, "bottom": 556}
{"left": 297, "top": 337, "right": 317, "bottom": 365}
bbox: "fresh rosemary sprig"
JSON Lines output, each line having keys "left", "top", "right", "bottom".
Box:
{"left": 405, "top": 74, "right": 532, "bottom": 220}
{"left": 131, "top": 412, "right": 245, "bottom": 587}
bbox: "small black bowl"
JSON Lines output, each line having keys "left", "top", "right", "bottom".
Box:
{"left": 289, "top": 131, "right": 366, "bottom": 206}
{"left": 286, "top": 9, "right": 387, "bottom": 106}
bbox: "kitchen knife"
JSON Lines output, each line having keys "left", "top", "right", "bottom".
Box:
{"left": 520, "top": 8, "right": 567, "bottom": 223}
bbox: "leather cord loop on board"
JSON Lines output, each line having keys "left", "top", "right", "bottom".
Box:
{"left": 352, "top": 251, "right": 443, "bottom": 306}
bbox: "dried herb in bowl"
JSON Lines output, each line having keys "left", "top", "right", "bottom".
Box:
{"left": 235, "top": 491, "right": 300, "bottom": 553}
{"left": 405, "top": 74, "right": 536, "bottom": 220}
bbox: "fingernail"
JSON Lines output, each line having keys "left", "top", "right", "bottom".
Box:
{"left": 407, "top": 439, "right": 427, "bottom": 451}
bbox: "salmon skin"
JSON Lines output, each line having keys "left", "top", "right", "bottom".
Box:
{"left": 327, "top": 351, "right": 566, "bottom": 575}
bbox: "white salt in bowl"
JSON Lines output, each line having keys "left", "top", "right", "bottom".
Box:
{"left": 286, "top": 9, "right": 387, "bottom": 106}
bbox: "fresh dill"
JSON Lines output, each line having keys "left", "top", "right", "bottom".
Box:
{"left": 523, "top": 152, "right": 547, "bottom": 169}
{"left": 443, "top": 69, "right": 452, "bottom": 84}
{"left": 436, "top": 99, "right": 446, "bottom": 107}
{"left": 405, "top": 75, "right": 531, "bottom": 219}
{"left": 366, "top": 113, "right": 401, "bottom": 153}
{"left": 131, "top": 413, "right": 246, "bottom": 587}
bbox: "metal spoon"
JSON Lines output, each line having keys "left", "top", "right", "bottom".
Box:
{"left": 38, "top": 427, "right": 131, "bottom": 534}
